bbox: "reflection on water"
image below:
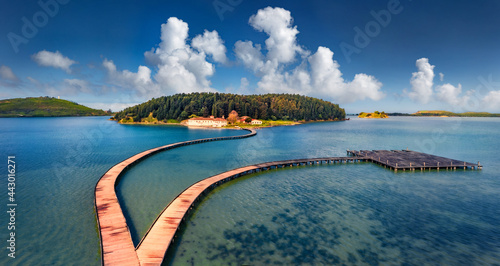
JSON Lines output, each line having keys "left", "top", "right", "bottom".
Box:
{"left": 1, "top": 117, "right": 499, "bottom": 265}
{"left": 167, "top": 164, "right": 499, "bottom": 265}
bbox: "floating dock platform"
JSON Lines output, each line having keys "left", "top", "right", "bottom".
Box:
{"left": 347, "top": 149, "right": 481, "bottom": 172}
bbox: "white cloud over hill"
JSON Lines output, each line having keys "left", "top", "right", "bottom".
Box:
{"left": 408, "top": 58, "right": 435, "bottom": 104}
{"left": 104, "top": 17, "right": 223, "bottom": 98}
{"left": 32, "top": 50, "right": 76, "bottom": 73}
{"left": 234, "top": 7, "right": 384, "bottom": 103}
{"left": 406, "top": 58, "right": 500, "bottom": 112}
{"left": 0, "top": 65, "right": 19, "bottom": 82}
{"left": 102, "top": 7, "right": 384, "bottom": 103}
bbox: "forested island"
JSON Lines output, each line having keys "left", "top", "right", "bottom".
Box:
{"left": 0, "top": 97, "right": 110, "bottom": 117}
{"left": 359, "top": 111, "right": 388, "bottom": 119}
{"left": 112, "top": 93, "right": 345, "bottom": 124}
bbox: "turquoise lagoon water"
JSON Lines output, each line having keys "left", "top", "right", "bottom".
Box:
{"left": 1, "top": 116, "right": 499, "bottom": 265}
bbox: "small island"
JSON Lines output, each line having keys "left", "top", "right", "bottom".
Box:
{"left": 0, "top": 97, "right": 111, "bottom": 117}
{"left": 358, "top": 111, "right": 389, "bottom": 119}
{"left": 112, "top": 92, "right": 347, "bottom": 128}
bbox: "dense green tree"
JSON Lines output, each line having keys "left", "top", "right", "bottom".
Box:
{"left": 113, "top": 93, "right": 345, "bottom": 122}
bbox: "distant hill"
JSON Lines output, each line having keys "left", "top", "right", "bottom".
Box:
{"left": 414, "top": 110, "right": 500, "bottom": 117}
{"left": 112, "top": 92, "right": 345, "bottom": 123}
{"left": 0, "top": 97, "right": 110, "bottom": 117}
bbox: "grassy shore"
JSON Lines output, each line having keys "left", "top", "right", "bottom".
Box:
{"left": 115, "top": 119, "right": 300, "bottom": 128}
{"left": 114, "top": 118, "right": 351, "bottom": 129}
{"left": 414, "top": 110, "right": 500, "bottom": 117}
{"left": 226, "top": 120, "right": 301, "bottom": 128}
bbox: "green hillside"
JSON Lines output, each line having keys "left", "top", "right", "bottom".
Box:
{"left": 414, "top": 110, "right": 500, "bottom": 117}
{"left": 0, "top": 97, "right": 109, "bottom": 117}
{"left": 113, "top": 93, "right": 345, "bottom": 122}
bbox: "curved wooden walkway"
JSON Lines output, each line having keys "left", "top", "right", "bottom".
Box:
{"left": 94, "top": 129, "right": 256, "bottom": 266}
{"left": 95, "top": 125, "right": 481, "bottom": 266}
{"left": 135, "top": 157, "right": 367, "bottom": 265}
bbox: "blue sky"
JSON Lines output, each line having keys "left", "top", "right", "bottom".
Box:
{"left": 1, "top": 0, "right": 500, "bottom": 113}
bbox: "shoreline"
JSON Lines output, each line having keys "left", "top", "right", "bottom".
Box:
{"left": 112, "top": 118, "right": 350, "bottom": 129}
{"left": 0, "top": 114, "right": 113, "bottom": 118}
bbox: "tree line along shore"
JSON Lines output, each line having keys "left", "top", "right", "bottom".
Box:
{"left": 112, "top": 93, "right": 346, "bottom": 126}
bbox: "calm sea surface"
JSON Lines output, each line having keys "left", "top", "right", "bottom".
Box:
{"left": 0, "top": 116, "right": 499, "bottom": 265}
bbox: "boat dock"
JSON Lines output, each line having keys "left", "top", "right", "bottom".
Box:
{"left": 347, "top": 149, "right": 481, "bottom": 172}
{"left": 135, "top": 150, "right": 481, "bottom": 264}
{"left": 95, "top": 127, "right": 481, "bottom": 266}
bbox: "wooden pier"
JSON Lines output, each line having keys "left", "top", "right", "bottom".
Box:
{"left": 95, "top": 127, "right": 481, "bottom": 266}
{"left": 134, "top": 151, "right": 481, "bottom": 265}
{"left": 94, "top": 129, "right": 256, "bottom": 266}
{"left": 347, "top": 149, "right": 481, "bottom": 172}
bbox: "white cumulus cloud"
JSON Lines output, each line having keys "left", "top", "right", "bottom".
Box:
{"left": 103, "top": 59, "right": 158, "bottom": 97}
{"left": 140, "top": 17, "right": 224, "bottom": 95}
{"left": 248, "top": 6, "right": 304, "bottom": 63}
{"left": 0, "top": 65, "right": 19, "bottom": 82}
{"left": 234, "top": 7, "right": 384, "bottom": 103}
{"left": 435, "top": 83, "right": 467, "bottom": 106}
{"left": 309, "top": 47, "right": 383, "bottom": 102}
{"left": 192, "top": 30, "right": 228, "bottom": 64}
{"left": 234, "top": 41, "right": 265, "bottom": 73}
{"left": 32, "top": 50, "right": 77, "bottom": 73}
{"left": 405, "top": 58, "right": 489, "bottom": 110}
{"left": 408, "top": 58, "right": 435, "bottom": 104}
{"left": 104, "top": 17, "right": 224, "bottom": 98}
{"left": 482, "top": 90, "right": 500, "bottom": 111}
{"left": 102, "top": 8, "right": 382, "bottom": 104}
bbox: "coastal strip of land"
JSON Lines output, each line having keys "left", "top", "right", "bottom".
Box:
{"left": 94, "top": 129, "right": 256, "bottom": 266}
